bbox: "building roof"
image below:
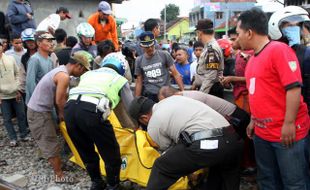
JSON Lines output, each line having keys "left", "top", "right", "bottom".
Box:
{"left": 215, "top": 15, "right": 238, "bottom": 30}
{"left": 166, "top": 17, "right": 189, "bottom": 31}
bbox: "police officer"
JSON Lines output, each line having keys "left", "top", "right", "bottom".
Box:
{"left": 193, "top": 19, "right": 225, "bottom": 98}
{"left": 158, "top": 86, "right": 250, "bottom": 139}
{"left": 129, "top": 96, "right": 244, "bottom": 190}
{"left": 64, "top": 55, "right": 134, "bottom": 190}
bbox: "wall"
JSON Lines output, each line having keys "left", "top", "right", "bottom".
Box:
{"left": 0, "top": 0, "right": 100, "bottom": 36}
{"left": 189, "top": 2, "right": 255, "bottom": 28}
{"left": 167, "top": 19, "right": 190, "bottom": 41}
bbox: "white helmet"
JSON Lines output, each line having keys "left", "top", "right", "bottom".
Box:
{"left": 76, "top": 22, "right": 95, "bottom": 38}
{"left": 100, "top": 52, "right": 128, "bottom": 76}
{"left": 268, "top": 6, "right": 310, "bottom": 40}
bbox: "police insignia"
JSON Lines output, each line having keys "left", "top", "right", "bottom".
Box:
{"left": 144, "top": 36, "right": 151, "bottom": 42}
{"left": 288, "top": 61, "right": 297, "bottom": 72}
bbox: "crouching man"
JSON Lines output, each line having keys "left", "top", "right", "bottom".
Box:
{"left": 158, "top": 86, "right": 250, "bottom": 139}
{"left": 129, "top": 95, "right": 244, "bottom": 190}
{"left": 27, "top": 51, "right": 90, "bottom": 182}
{"left": 64, "top": 55, "right": 134, "bottom": 190}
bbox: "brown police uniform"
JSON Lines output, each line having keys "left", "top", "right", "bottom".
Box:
{"left": 194, "top": 39, "right": 224, "bottom": 97}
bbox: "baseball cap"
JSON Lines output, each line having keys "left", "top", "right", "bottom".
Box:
{"left": 56, "top": 7, "right": 71, "bottom": 19}
{"left": 195, "top": 19, "right": 214, "bottom": 31}
{"left": 129, "top": 96, "right": 155, "bottom": 122}
{"left": 36, "top": 32, "right": 55, "bottom": 40}
{"left": 98, "top": 1, "right": 112, "bottom": 15}
{"left": 139, "top": 31, "right": 155, "bottom": 48}
{"left": 70, "top": 51, "right": 91, "bottom": 71}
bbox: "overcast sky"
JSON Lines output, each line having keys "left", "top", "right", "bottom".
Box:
{"left": 114, "top": 0, "right": 283, "bottom": 29}
{"left": 114, "top": 0, "right": 194, "bottom": 27}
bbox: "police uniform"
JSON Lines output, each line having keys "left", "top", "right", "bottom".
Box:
{"left": 64, "top": 67, "right": 133, "bottom": 189}
{"left": 194, "top": 39, "right": 225, "bottom": 98}
{"left": 129, "top": 96, "right": 244, "bottom": 190}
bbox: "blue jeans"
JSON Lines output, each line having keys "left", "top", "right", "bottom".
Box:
{"left": 253, "top": 135, "right": 310, "bottom": 190}
{"left": 0, "top": 98, "right": 28, "bottom": 140}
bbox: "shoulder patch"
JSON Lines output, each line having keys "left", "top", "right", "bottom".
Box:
{"left": 288, "top": 61, "right": 297, "bottom": 72}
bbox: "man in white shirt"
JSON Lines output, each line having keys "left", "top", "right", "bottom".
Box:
{"left": 36, "top": 7, "right": 71, "bottom": 33}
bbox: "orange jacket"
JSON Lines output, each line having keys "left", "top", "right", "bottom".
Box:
{"left": 88, "top": 12, "right": 119, "bottom": 50}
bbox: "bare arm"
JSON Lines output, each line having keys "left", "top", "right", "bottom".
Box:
{"left": 54, "top": 72, "right": 70, "bottom": 122}
{"left": 169, "top": 65, "right": 184, "bottom": 91}
{"left": 281, "top": 87, "right": 301, "bottom": 147}
{"left": 135, "top": 75, "right": 143, "bottom": 96}
{"left": 220, "top": 76, "right": 246, "bottom": 85}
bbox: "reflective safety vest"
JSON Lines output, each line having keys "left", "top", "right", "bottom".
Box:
{"left": 69, "top": 67, "right": 127, "bottom": 109}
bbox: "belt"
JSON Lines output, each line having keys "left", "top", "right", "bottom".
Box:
{"left": 68, "top": 95, "right": 100, "bottom": 105}
{"left": 190, "top": 128, "right": 224, "bottom": 142}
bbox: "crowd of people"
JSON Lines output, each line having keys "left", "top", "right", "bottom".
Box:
{"left": 0, "top": 0, "right": 310, "bottom": 190}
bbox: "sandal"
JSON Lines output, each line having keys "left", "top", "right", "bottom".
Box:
{"left": 0, "top": 160, "right": 8, "bottom": 166}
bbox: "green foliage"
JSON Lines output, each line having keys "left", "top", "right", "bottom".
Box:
{"left": 160, "top": 4, "right": 180, "bottom": 23}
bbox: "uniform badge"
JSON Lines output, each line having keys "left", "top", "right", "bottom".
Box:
{"left": 288, "top": 61, "right": 297, "bottom": 72}
{"left": 144, "top": 35, "right": 151, "bottom": 42}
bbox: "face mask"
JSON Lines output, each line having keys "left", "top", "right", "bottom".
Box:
{"left": 281, "top": 26, "right": 301, "bottom": 46}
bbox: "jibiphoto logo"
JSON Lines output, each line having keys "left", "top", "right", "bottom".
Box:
{"left": 121, "top": 156, "right": 127, "bottom": 170}
{"left": 30, "top": 174, "right": 75, "bottom": 183}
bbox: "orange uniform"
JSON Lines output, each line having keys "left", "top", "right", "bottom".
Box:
{"left": 88, "top": 12, "right": 119, "bottom": 50}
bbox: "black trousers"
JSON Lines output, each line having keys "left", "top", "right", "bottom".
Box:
{"left": 230, "top": 107, "right": 251, "bottom": 140}
{"left": 64, "top": 100, "right": 121, "bottom": 186}
{"left": 146, "top": 127, "right": 244, "bottom": 190}
{"left": 209, "top": 82, "right": 224, "bottom": 99}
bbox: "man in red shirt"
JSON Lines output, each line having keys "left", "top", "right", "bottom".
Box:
{"left": 237, "top": 8, "right": 310, "bottom": 189}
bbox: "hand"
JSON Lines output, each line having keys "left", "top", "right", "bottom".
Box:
{"left": 16, "top": 91, "right": 22, "bottom": 103}
{"left": 58, "top": 114, "right": 65, "bottom": 122}
{"left": 47, "top": 26, "right": 55, "bottom": 35}
{"left": 281, "top": 122, "right": 296, "bottom": 147}
{"left": 246, "top": 121, "right": 254, "bottom": 139}
{"left": 26, "top": 13, "right": 32, "bottom": 20}
{"left": 220, "top": 76, "right": 234, "bottom": 85}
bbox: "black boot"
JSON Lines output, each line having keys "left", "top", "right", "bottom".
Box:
{"left": 86, "top": 162, "right": 106, "bottom": 190}
{"left": 90, "top": 179, "right": 106, "bottom": 190}
{"left": 104, "top": 184, "right": 119, "bottom": 190}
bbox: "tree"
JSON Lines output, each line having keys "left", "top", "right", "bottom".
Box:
{"left": 160, "top": 4, "right": 180, "bottom": 23}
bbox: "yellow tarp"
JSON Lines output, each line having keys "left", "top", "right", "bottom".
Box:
{"left": 60, "top": 111, "right": 189, "bottom": 189}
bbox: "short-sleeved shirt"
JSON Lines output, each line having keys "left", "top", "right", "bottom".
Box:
{"left": 135, "top": 50, "right": 174, "bottom": 95}
{"left": 245, "top": 41, "right": 309, "bottom": 142}
{"left": 190, "top": 60, "right": 198, "bottom": 81}
{"left": 194, "top": 39, "right": 224, "bottom": 93}
{"left": 147, "top": 95, "right": 230, "bottom": 151}
{"left": 36, "top": 14, "right": 60, "bottom": 32}
{"left": 182, "top": 90, "right": 236, "bottom": 116}
{"left": 174, "top": 62, "right": 191, "bottom": 85}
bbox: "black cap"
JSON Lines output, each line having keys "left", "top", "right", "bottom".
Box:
{"left": 129, "top": 96, "right": 155, "bottom": 122}
{"left": 196, "top": 19, "right": 213, "bottom": 31}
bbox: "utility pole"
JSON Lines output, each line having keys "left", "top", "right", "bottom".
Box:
{"left": 164, "top": 4, "right": 167, "bottom": 41}
{"left": 225, "top": 0, "right": 229, "bottom": 36}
